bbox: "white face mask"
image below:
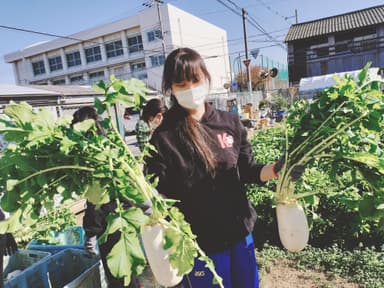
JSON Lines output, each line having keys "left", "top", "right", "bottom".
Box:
{"left": 174, "top": 82, "right": 209, "bottom": 109}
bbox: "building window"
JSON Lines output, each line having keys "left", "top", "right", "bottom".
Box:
{"left": 52, "top": 79, "right": 66, "bottom": 85}
{"left": 150, "top": 55, "right": 165, "bottom": 67}
{"left": 147, "top": 29, "right": 162, "bottom": 42}
{"left": 315, "top": 47, "right": 328, "bottom": 58}
{"left": 113, "top": 66, "right": 125, "bottom": 77}
{"left": 66, "top": 51, "right": 81, "bottom": 67}
{"left": 320, "top": 61, "right": 328, "bottom": 75}
{"left": 131, "top": 62, "right": 146, "bottom": 71}
{"left": 335, "top": 42, "right": 349, "bottom": 53}
{"left": 106, "top": 40, "right": 124, "bottom": 58}
{"left": 70, "top": 75, "right": 84, "bottom": 83}
{"left": 127, "top": 35, "right": 143, "bottom": 53}
{"left": 137, "top": 73, "right": 148, "bottom": 80}
{"left": 85, "top": 46, "right": 102, "bottom": 63}
{"left": 48, "top": 56, "right": 63, "bottom": 72}
{"left": 89, "top": 71, "right": 105, "bottom": 79}
{"left": 32, "top": 60, "right": 46, "bottom": 76}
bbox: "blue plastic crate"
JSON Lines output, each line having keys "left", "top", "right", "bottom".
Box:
{"left": 4, "top": 249, "right": 51, "bottom": 288}
{"left": 4, "top": 248, "right": 107, "bottom": 288}
{"left": 28, "top": 226, "right": 85, "bottom": 255}
{"left": 46, "top": 248, "right": 107, "bottom": 288}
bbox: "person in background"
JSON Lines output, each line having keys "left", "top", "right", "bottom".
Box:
{"left": 123, "top": 108, "right": 139, "bottom": 136}
{"left": 0, "top": 209, "right": 18, "bottom": 287}
{"left": 71, "top": 107, "right": 140, "bottom": 288}
{"left": 227, "top": 99, "right": 239, "bottom": 115}
{"left": 145, "top": 47, "right": 304, "bottom": 288}
{"left": 135, "top": 98, "right": 167, "bottom": 152}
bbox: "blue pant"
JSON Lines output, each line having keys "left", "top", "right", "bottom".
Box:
{"left": 181, "top": 234, "right": 259, "bottom": 288}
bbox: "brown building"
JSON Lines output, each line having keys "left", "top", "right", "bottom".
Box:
{"left": 285, "top": 5, "right": 384, "bottom": 85}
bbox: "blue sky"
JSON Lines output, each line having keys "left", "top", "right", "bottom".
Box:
{"left": 0, "top": 0, "right": 383, "bottom": 84}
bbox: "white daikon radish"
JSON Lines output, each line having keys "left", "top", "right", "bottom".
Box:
{"left": 141, "top": 224, "right": 183, "bottom": 287}
{"left": 276, "top": 202, "right": 309, "bottom": 252}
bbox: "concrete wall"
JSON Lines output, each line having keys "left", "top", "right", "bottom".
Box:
{"left": 167, "top": 4, "right": 230, "bottom": 92}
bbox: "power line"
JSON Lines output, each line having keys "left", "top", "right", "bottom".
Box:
{"left": 0, "top": 22, "right": 288, "bottom": 56}
{"left": 224, "top": 0, "right": 242, "bottom": 10}
{"left": 254, "top": 0, "right": 293, "bottom": 25}
{"left": 168, "top": 29, "right": 288, "bottom": 51}
{"left": 246, "top": 14, "right": 286, "bottom": 50}
{"left": 0, "top": 24, "right": 164, "bottom": 56}
{"left": 214, "top": 0, "right": 286, "bottom": 51}
{"left": 214, "top": 0, "right": 242, "bottom": 17}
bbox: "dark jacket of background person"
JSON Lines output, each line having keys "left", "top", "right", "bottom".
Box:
{"left": 72, "top": 106, "right": 139, "bottom": 288}
{"left": 0, "top": 209, "right": 17, "bottom": 288}
{"left": 146, "top": 103, "right": 263, "bottom": 255}
{"left": 135, "top": 98, "right": 167, "bottom": 152}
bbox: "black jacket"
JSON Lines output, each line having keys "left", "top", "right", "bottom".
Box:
{"left": 146, "top": 103, "right": 264, "bottom": 255}
{"left": 83, "top": 198, "right": 132, "bottom": 238}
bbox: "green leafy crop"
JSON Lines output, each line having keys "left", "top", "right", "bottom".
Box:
{"left": 277, "top": 64, "right": 384, "bottom": 221}
{"left": 0, "top": 76, "right": 223, "bottom": 287}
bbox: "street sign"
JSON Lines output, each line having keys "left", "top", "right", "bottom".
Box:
{"left": 231, "top": 81, "right": 238, "bottom": 91}
{"left": 243, "top": 59, "right": 251, "bottom": 67}
{"left": 250, "top": 49, "right": 260, "bottom": 60}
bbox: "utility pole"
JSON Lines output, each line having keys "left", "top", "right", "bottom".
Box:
{"left": 143, "top": 0, "right": 166, "bottom": 59}
{"left": 285, "top": 9, "right": 298, "bottom": 24}
{"left": 242, "top": 8, "right": 252, "bottom": 96}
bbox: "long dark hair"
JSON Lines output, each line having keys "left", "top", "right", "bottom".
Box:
{"left": 162, "top": 48, "right": 217, "bottom": 176}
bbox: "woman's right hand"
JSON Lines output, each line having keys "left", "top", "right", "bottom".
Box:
{"left": 84, "top": 236, "right": 98, "bottom": 255}
{"left": 1, "top": 233, "right": 18, "bottom": 256}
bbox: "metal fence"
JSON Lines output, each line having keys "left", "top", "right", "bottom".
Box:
{"left": 207, "top": 88, "right": 301, "bottom": 113}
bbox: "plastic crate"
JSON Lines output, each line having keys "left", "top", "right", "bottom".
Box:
{"left": 28, "top": 226, "right": 85, "bottom": 255}
{"left": 3, "top": 249, "right": 51, "bottom": 288}
{"left": 46, "top": 248, "right": 107, "bottom": 288}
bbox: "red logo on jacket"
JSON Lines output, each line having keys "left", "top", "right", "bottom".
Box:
{"left": 217, "top": 132, "right": 234, "bottom": 149}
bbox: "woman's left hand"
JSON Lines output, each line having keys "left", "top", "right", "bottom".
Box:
{"left": 1, "top": 233, "right": 18, "bottom": 256}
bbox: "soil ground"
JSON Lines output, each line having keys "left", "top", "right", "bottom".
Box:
{"left": 259, "top": 259, "right": 359, "bottom": 288}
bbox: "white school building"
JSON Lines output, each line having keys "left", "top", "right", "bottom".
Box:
{"left": 4, "top": 3, "right": 230, "bottom": 93}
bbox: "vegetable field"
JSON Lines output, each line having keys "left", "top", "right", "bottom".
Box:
{"left": 247, "top": 65, "right": 383, "bottom": 287}
{"left": 0, "top": 64, "right": 382, "bottom": 287}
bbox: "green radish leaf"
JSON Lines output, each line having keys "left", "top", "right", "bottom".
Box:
{"left": 106, "top": 231, "right": 146, "bottom": 286}
{"left": 0, "top": 209, "right": 23, "bottom": 234}
{"left": 165, "top": 225, "right": 196, "bottom": 275}
{"left": 4, "top": 102, "right": 34, "bottom": 128}
{"left": 345, "top": 153, "right": 381, "bottom": 170}
{"left": 94, "top": 97, "right": 106, "bottom": 114}
{"left": 2, "top": 128, "right": 29, "bottom": 142}
{"left": 99, "top": 213, "right": 131, "bottom": 245}
{"left": 84, "top": 181, "right": 110, "bottom": 206}
{"left": 94, "top": 80, "right": 107, "bottom": 92}
{"left": 357, "top": 62, "right": 370, "bottom": 86}
{"left": 359, "top": 197, "right": 376, "bottom": 218}
{"left": 6, "top": 179, "right": 19, "bottom": 191}
{"left": 34, "top": 107, "right": 56, "bottom": 129}
{"left": 60, "top": 137, "right": 77, "bottom": 154}
{"left": 122, "top": 207, "right": 148, "bottom": 231}
{"left": 73, "top": 119, "right": 95, "bottom": 132}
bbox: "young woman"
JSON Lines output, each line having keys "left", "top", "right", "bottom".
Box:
{"left": 145, "top": 48, "right": 302, "bottom": 288}
{"left": 135, "top": 98, "right": 167, "bottom": 152}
